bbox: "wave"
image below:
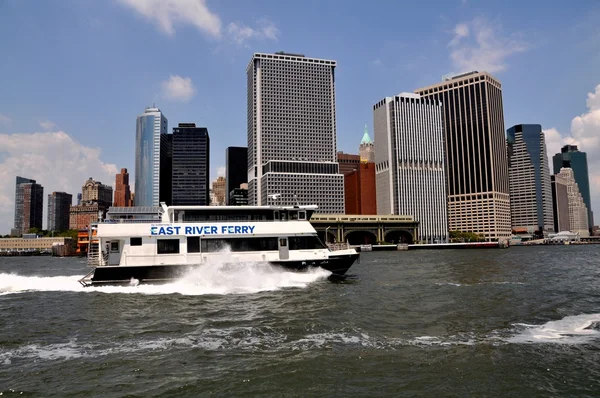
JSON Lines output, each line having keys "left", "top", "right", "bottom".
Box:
{"left": 508, "top": 313, "right": 600, "bottom": 344}
{"left": 0, "top": 262, "right": 331, "bottom": 297}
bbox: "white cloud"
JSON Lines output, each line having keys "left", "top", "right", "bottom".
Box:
{"left": 161, "top": 75, "right": 196, "bottom": 102}
{"left": 39, "top": 120, "right": 57, "bottom": 130}
{"left": 448, "top": 17, "right": 527, "bottom": 73}
{"left": 0, "top": 131, "right": 119, "bottom": 234}
{"left": 116, "top": 0, "right": 222, "bottom": 37}
{"left": 0, "top": 114, "right": 11, "bottom": 126}
{"left": 370, "top": 59, "right": 383, "bottom": 66}
{"left": 544, "top": 84, "right": 600, "bottom": 221}
{"left": 216, "top": 166, "right": 225, "bottom": 177}
{"left": 226, "top": 19, "right": 279, "bottom": 46}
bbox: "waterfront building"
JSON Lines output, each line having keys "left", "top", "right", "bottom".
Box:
{"left": 415, "top": 71, "right": 511, "bottom": 242}
{"left": 81, "top": 177, "right": 112, "bottom": 206}
{"left": 172, "top": 123, "right": 210, "bottom": 206}
{"left": 229, "top": 183, "right": 249, "bottom": 206}
{"left": 552, "top": 145, "right": 593, "bottom": 231}
{"left": 506, "top": 124, "right": 554, "bottom": 236}
{"left": 555, "top": 167, "right": 589, "bottom": 236}
{"left": 135, "top": 106, "right": 168, "bottom": 207}
{"left": 114, "top": 168, "right": 132, "bottom": 207}
{"left": 337, "top": 152, "right": 361, "bottom": 176}
{"left": 13, "top": 176, "right": 44, "bottom": 235}
{"left": 160, "top": 133, "right": 172, "bottom": 205}
{"left": 373, "top": 92, "right": 448, "bottom": 243}
{"left": 344, "top": 162, "right": 376, "bottom": 215}
{"left": 225, "top": 146, "right": 248, "bottom": 205}
{"left": 47, "top": 191, "right": 72, "bottom": 232}
{"left": 212, "top": 176, "right": 226, "bottom": 206}
{"left": 69, "top": 177, "right": 113, "bottom": 230}
{"left": 551, "top": 174, "right": 570, "bottom": 233}
{"left": 0, "top": 237, "right": 73, "bottom": 255}
{"left": 247, "top": 52, "right": 344, "bottom": 212}
{"left": 359, "top": 125, "right": 375, "bottom": 163}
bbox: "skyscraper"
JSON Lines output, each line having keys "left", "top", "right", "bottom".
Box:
{"left": 81, "top": 177, "right": 113, "bottom": 206}
{"left": 225, "top": 146, "right": 248, "bottom": 205}
{"left": 246, "top": 52, "right": 344, "bottom": 212}
{"left": 69, "top": 177, "right": 113, "bottom": 230}
{"left": 373, "top": 93, "right": 448, "bottom": 243}
{"left": 551, "top": 174, "right": 570, "bottom": 233}
{"left": 135, "top": 106, "right": 168, "bottom": 207}
{"left": 14, "top": 176, "right": 44, "bottom": 235}
{"left": 48, "top": 191, "right": 72, "bottom": 232}
{"left": 552, "top": 145, "right": 593, "bottom": 231}
{"left": 114, "top": 168, "right": 132, "bottom": 207}
{"left": 506, "top": 124, "right": 554, "bottom": 236}
{"left": 415, "top": 71, "right": 511, "bottom": 242}
{"left": 172, "top": 123, "right": 210, "bottom": 205}
{"left": 212, "top": 176, "right": 226, "bottom": 206}
{"left": 555, "top": 167, "right": 589, "bottom": 236}
{"left": 160, "top": 133, "right": 172, "bottom": 205}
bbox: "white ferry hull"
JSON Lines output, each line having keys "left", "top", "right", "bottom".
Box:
{"left": 85, "top": 251, "right": 359, "bottom": 286}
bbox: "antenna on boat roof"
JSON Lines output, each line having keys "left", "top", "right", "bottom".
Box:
{"left": 293, "top": 193, "right": 300, "bottom": 207}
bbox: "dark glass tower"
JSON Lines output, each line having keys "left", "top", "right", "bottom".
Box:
{"left": 160, "top": 134, "right": 173, "bottom": 205}
{"left": 14, "top": 176, "right": 44, "bottom": 234}
{"left": 172, "top": 123, "right": 210, "bottom": 205}
{"left": 48, "top": 191, "right": 72, "bottom": 232}
{"left": 225, "top": 146, "right": 248, "bottom": 205}
{"left": 506, "top": 124, "right": 554, "bottom": 235}
{"left": 552, "top": 145, "right": 593, "bottom": 230}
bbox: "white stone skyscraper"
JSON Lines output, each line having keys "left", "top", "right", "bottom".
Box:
{"left": 556, "top": 167, "right": 589, "bottom": 237}
{"left": 246, "top": 52, "right": 344, "bottom": 212}
{"left": 373, "top": 93, "right": 448, "bottom": 243}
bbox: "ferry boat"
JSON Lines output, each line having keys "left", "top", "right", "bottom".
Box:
{"left": 79, "top": 203, "right": 359, "bottom": 286}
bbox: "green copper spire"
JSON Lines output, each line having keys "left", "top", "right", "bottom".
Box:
{"left": 361, "top": 124, "right": 373, "bottom": 145}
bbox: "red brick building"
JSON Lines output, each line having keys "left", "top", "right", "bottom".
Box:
{"left": 337, "top": 152, "right": 361, "bottom": 176}
{"left": 344, "top": 162, "right": 376, "bottom": 215}
{"left": 114, "top": 168, "right": 132, "bottom": 207}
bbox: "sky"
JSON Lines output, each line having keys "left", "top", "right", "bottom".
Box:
{"left": 0, "top": 0, "right": 599, "bottom": 234}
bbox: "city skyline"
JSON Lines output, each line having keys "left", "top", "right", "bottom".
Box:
{"left": 0, "top": 0, "right": 599, "bottom": 233}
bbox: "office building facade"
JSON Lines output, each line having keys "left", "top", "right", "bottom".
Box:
{"left": 373, "top": 93, "right": 448, "bottom": 243}
{"left": 13, "top": 176, "right": 44, "bottom": 235}
{"left": 48, "top": 191, "right": 72, "bottom": 232}
{"left": 551, "top": 174, "right": 570, "bottom": 233}
{"left": 344, "top": 162, "right": 376, "bottom": 215}
{"left": 246, "top": 52, "right": 344, "bottom": 212}
{"left": 81, "top": 177, "right": 112, "bottom": 206}
{"left": 160, "top": 133, "right": 173, "bottom": 205}
{"left": 337, "top": 152, "right": 361, "bottom": 176}
{"left": 555, "top": 167, "right": 589, "bottom": 236}
{"left": 172, "top": 123, "right": 210, "bottom": 205}
{"left": 229, "top": 183, "right": 249, "bottom": 206}
{"left": 225, "top": 146, "right": 248, "bottom": 205}
{"left": 212, "top": 176, "right": 226, "bottom": 206}
{"left": 359, "top": 125, "right": 375, "bottom": 163}
{"left": 114, "top": 168, "right": 132, "bottom": 207}
{"left": 506, "top": 124, "right": 554, "bottom": 235}
{"left": 415, "top": 71, "right": 511, "bottom": 242}
{"left": 135, "top": 107, "right": 168, "bottom": 207}
{"left": 552, "top": 145, "right": 593, "bottom": 231}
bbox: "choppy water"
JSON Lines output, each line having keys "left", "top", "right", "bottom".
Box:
{"left": 1, "top": 245, "right": 600, "bottom": 397}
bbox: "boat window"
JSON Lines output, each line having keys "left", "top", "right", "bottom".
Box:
{"left": 130, "top": 237, "right": 142, "bottom": 246}
{"left": 187, "top": 237, "right": 200, "bottom": 253}
{"left": 279, "top": 238, "right": 287, "bottom": 247}
{"left": 298, "top": 211, "right": 306, "bottom": 220}
{"left": 110, "top": 241, "right": 120, "bottom": 252}
{"left": 290, "top": 212, "right": 298, "bottom": 220}
{"left": 157, "top": 239, "right": 180, "bottom": 254}
{"left": 289, "top": 236, "right": 327, "bottom": 250}
{"left": 201, "top": 238, "right": 278, "bottom": 252}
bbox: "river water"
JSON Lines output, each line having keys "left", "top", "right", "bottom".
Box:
{"left": 1, "top": 245, "right": 600, "bottom": 397}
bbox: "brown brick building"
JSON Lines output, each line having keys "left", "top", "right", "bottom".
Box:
{"left": 114, "top": 168, "right": 132, "bottom": 207}
{"left": 337, "top": 152, "right": 360, "bottom": 176}
{"left": 344, "top": 162, "right": 376, "bottom": 215}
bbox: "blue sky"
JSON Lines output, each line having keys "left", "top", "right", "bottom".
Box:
{"left": 0, "top": 0, "right": 599, "bottom": 232}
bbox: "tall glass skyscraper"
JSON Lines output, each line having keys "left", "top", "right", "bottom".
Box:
{"left": 13, "top": 176, "right": 44, "bottom": 235}
{"left": 172, "top": 123, "right": 210, "bottom": 206}
{"left": 552, "top": 145, "right": 593, "bottom": 231}
{"left": 135, "top": 107, "right": 168, "bottom": 207}
{"left": 225, "top": 146, "right": 247, "bottom": 205}
{"left": 48, "top": 191, "right": 72, "bottom": 232}
{"left": 507, "top": 124, "right": 554, "bottom": 235}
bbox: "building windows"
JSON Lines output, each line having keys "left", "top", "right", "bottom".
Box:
{"left": 157, "top": 239, "right": 180, "bottom": 254}
{"left": 130, "top": 237, "right": 142, "bottom": 246}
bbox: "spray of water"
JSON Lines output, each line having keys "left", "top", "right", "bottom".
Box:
{"left": 0, "top": 259, "right": 331, "bottom": 296}
{"left": 509, "top": 313, "right": 600, "bottom": 344}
